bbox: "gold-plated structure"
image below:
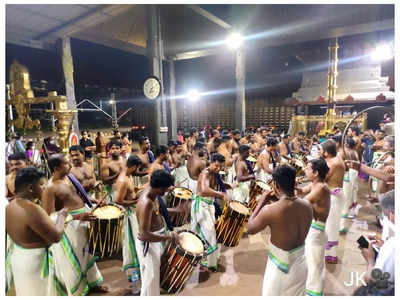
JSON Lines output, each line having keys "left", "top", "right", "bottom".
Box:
{"left": 290, "top": 39, "right": 367, "bottom": 136}
{"left": 6, "top": 60, "right": 77, "bottom": 154}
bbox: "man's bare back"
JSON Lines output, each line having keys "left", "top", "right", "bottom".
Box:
{"left": 187, "top": 155, "right": 206, "bottom": 180}
{"left": 325, "top": 156, "right": 345, "bottom": 189}
{"left": 255, "top": 196, "right": 312, "bottom": 251}
{"left": 304, "top": 182, "right": 331, "bottom": 222}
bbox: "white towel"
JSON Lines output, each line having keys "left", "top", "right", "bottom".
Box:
{"left": 122, "top": 205, "right": 141, "bottom": 281}
{"left": 191, "top": 195, "right": 219, "bottom": 270}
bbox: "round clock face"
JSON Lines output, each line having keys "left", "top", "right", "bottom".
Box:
{"left": 143, "top": 77, "right": 161, "bottom": 99}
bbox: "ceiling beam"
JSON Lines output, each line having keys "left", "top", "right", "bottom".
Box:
{"left": 186, "top": 5, "right": 232, "bottom": 30}
{"left": 71, "top": 31, "right": 148, "bottom": 58}
{"left": 172, "top": 18, "right": 394, "bottom": 61}
{"left": 6, "top": 37, "right": 55, "bottom": 51}
{"left": 35, "top": 5, "right": 135, "bottom": 41}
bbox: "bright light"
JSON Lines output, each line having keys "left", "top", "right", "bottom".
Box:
{"left": 370, "top": 44, "right": 393, "bottom": 61}
{"left": 187, "top": 89, "right": 201, "bottom": 101}
{"left": 226, "top": 32, "right": 244, "bottom": 49}
{"left": 109, "top": 100, "right": 115, "bottom": 104}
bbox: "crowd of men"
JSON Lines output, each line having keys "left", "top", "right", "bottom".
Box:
{"left": 5, "top": 122, "right": 395, "bottom": 296}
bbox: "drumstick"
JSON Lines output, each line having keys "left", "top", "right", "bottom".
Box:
{"left": 176, "top": 178, "right": 188, "bottom": 187}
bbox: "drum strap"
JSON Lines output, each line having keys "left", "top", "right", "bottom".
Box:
{"left": 157, "top": 196, "right": 174, "bottom": 231}
{"left": 214, "top": 174, "right": 225, "bottom": 219}
{"left": 163, "top": 162, "right": 171, "bottom": 173}
{"left": 67, "top": 174, "right": 93, "bottom": 208}
{"left": 245, "top": 160, "right": 255, "bottom": 175}
{"left": 147, "top": 150, "right": 155, "bottom": 163}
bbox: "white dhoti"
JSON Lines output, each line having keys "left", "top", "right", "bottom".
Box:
{"left": 232, "top": 181, "right": 251, "bottom": 204}
{"left": 10, "top": 242, "right": 64, "bottom": 296}
{"left": 262, "top": 241, "right": 307, "bottom": 296}
{"left": 325, "top": 188, "right": 344, "bottom": 263}
{"left": 188, "top": 176, "right": 198, "bottom": 195}
{"left": 51, "top": 207, "right": 103, "bottom": 296}
{"left": 135, "top": 227, "right": 167, "bottom": 296}
{"left": 305, "top": 220, "right": 327, "bottom": 296}
{"left": 340, "top": 169, "right": 358, "bottom": 232}
{"left": 172, "top": 165, "right": 190, "bottom": 189}
{"left": 191, "top": 195, "right": 219, "bottom": 270}
{"left": 255, "top": 164, "right": 273, "bottom": 183}
{"left": 122, "top": 205, "right": 141, "bottom": 281}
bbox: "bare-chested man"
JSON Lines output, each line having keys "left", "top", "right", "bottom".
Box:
{"left": 6, "top": 152, "right": 28, "bottom": 201}
{"left": 207, "top": 130, "right": 221, "bottom": 154}
{"left": 278, "top": 134, "right": 293, "bottom": 162}
{"left": 233, "top": 145, "right": 255, "bottom": 204}
{"left": 135, "top": 136, "right": 155, "bottom": 185}
{"left": 42, "top": 154, "right": 107, "bottom": 295}
{"left": 371, "top": 129, "right": 386, "bottom": 152}
{"left": 191, "top": 153, "right": 231, "bottom": 272}
{"left": 135, "top": 170, "right": 178, "bottom": 296}
{"left": 247, "top": 165, "right": 313, "bottom": 296}
{"left": 101, "top": 140, "right": 125, "bottom": 203}
{"left": 147, "top": 145, "right": 171, "bottom": 178}
{"left": 339, "top": 138, "right": 359, "bottom": 231}
{"left": 187, "top": 142, "right": 207, "bottom": 194}
{"left": 348, "top": 127, "right": 363, "bottom": 162}
{"left": 256, "top": 137, "right": 279, "bottom": 182}
{"left": 187, "top": 128, "right": 199, "bottom": 154}
{"left": 69, "top": 145, "right": 96, "bottom": 194}
{"left": 255, "top": 128, "right": 267, "bottom": 148}
{"left": 167, "top": 140, "right": 178, "bottom": 169}
{"left": 217, "top": 136, "right": 237, "bottom": 168}
{"left": 291, "top": 132, "right": 307, "bottom": 155}
{"left": 239, "top": 129, "right": 252, "bottom": 145}
{"left": 319, "top": 139, "right": 345, "bottom": 264}
{"left": 113, "top": 155, "right": 144, "bottom": 292}
{"left": 248, "top": 133, "right": 261, "bottom": 158}
{"left": 296, "top": 159, "right": 330, "bottom": 296}
{"left": 230, "top": 129, "right": 241, "bottom": 155}
{"left": 6, "top": 167, "right": 68, "bottom": 295}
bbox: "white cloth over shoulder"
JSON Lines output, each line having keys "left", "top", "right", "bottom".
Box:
{"left": 262, "top": 240, "right": 307, "bottom": 296}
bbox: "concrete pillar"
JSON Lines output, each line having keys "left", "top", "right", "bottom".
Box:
{"left": 61, "top": 37, "right": 79, "bottom": 135}
{"left": 234, "top": 48, "right": 246, "bottom": 132}
{"left": 147, "top": 5, "right": 167, "bottom": 146}
{"left": 168, "top": 60, "right": 177, "bottom": 140}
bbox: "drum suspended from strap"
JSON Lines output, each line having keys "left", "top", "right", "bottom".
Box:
{"left": 160, "top": 230, "right": 206, "bottom": 294}
{"left": 248, "top": 180, "right": 273, "bottom": 211}
{"left": 88, "top": 203, "right": 125, "bottom": 258}
{"left": 168, "top": 187, "right": 193, "bottom": 227}
{"left": 215, "top": 201, "right": 251, "bottom": 247}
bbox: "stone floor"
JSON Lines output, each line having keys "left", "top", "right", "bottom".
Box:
{"left": 90, "top": 179, "right": 380, "bottom": 296}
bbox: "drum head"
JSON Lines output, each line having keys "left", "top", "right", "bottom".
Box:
{"left": 247, "top": 156, "right": 257, "bottom": 162}
{"left": 178, "top": 231, "right": 204, "bottom": 255}
{"left": 256, "top": 181, "right": 271, "bottom": 191}
{"left": 229, "top": 201, "right": 250, "bottom": 215}
{"left": 173, "top": 187, "right": 193, "bottom": 199}
{"left": 219, "top": 171, "right": 226, "bottom": 175}
{"left": 93, "top": 205, "right": 122, "bottom": 219}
